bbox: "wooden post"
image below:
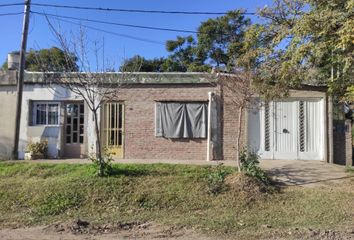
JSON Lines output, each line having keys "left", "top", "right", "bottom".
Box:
{"left": 12, "top": 0, "right": 31, "bottom": 159}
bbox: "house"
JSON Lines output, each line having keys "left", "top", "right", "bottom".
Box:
{"left": 0, "top": 55, "right": 352, "bottom": 165}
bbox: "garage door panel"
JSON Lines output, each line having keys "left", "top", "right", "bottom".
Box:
{"left": 248, "top": 98, "right": 324, "bottom": 160}
{"left": 274, "top": 101, "right": 298, "bottom": 159}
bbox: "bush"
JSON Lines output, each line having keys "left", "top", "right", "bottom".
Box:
{"left": 206, "top": 164, "right": 229, "bottom": 195}
{"left": 26, "top": 141, "right": 48, "bottom": 155}
{"left": 240, "top": 150, "right": 270, "bottom": 185}
{"left": 89, "top": 147, "right": 113, "bottom": 177}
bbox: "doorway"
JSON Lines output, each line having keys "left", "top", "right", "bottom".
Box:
{"left": 63, "top": 102, "right": 85, "bottom": 158}
{"left": 102, "top": 102, "right": 124, "bottom": 158}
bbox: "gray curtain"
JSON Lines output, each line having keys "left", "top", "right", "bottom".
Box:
{"left": 155, "top": 102, "right": 208, "bottom": 138}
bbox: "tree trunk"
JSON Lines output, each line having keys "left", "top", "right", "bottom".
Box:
{"left": 93, "top": 110, "right": 104, "bottom": 177}
{"left": 235, "top": 106, "right": 244, "bottom": 172}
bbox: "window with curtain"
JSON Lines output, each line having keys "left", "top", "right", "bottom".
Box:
{"left": 155, "top": 102, "right": 208, "bottom": 138}
{"left": 32, "top": 102, "right": 59, "bottom": 125}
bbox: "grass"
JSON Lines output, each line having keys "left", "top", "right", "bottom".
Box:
{"left": 0, "top": 162, "right": 353, "bottom": 239}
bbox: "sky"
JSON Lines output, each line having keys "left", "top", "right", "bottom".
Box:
{"left": 0, "top": 0, "right": 273, "bottom": 69}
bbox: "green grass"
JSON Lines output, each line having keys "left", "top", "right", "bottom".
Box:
{"left": 0, "top": 162, "right": 353, "bottom": 239}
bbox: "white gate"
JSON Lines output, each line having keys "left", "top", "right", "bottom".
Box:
{"left": 248, "top": 99, "right": 324, "bottom": 160}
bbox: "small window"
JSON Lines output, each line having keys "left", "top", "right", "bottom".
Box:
{"left": 32, "top": 102, "right": 59, "bottom": 125}
{"left": 155, "top": 102, "right": 208, "bottom": 139}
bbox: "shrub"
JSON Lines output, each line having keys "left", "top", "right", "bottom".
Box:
{"left": 240, "top": 150, "right": 270, "bottom": 185}
{"left": 89, "top": 147, "right": 113, "bottom": 177}
{"left": 26, "top": 141, "right": 48, "bottom": 155}
{"left": 206, "top": 164, "right": 229, "bottom": 195}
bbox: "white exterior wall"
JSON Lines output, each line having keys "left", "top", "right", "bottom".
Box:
{"left": 18, "top": 84, "right": 98, "bottom": 159}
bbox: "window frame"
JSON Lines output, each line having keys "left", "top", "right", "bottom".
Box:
{"left": 32, "top": 101, "right": 60, "bottom": 126}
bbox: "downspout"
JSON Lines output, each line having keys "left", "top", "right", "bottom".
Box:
{"left": 207, "top": 92, "right": 214, "bottom": 161}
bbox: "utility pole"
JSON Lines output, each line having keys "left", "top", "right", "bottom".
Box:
{"left": 12, "top": 0, "right": 31, "bottom": 159}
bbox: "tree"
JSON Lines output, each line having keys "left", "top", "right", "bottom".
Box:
{"left": 43, "top": 22, "right": 123, "bottom": 176}
{"left": 197, "top": 10, "right": 251, "bottom": 70}
{"left": 1, "top": 47, "right": 79, "bottom": 72}
{"left": 220, "top": 71, "right": 256, "bottom": 171}
{"left": 165, "top": 35, "right": 211, "bottom": 72}
{"left": 247, "top": 0, "right": 354, "bottom": 99}
{"left": 119, "top": 55, "right": 165, "bottom": 72}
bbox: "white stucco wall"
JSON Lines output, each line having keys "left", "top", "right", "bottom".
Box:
{"left": 19, "top": 84, "right": 98, "bottom": 159}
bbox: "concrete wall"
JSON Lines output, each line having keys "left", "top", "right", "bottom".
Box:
{"left": 18, "top": 84, "right": 96, "bottom": 159}
{"left": 0, "top": 86, "right": 17, "bottom": 159}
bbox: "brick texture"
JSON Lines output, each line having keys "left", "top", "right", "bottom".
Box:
{"left": 114, "top": 84, "right": 219, "bottom": 160}
{"left": 221, "top": 86, "right": 246, "bottom": 161}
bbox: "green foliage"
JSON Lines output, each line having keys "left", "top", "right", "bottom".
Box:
{"left": 26, "top": 141, "right": 48, "bottom": 155}
{"left": 120, "top": 55, "right": 165, "bottom": 72}
{"left": 206, "top": 164, "right": 230, "bottom": 195}
{"left": 1, "top": 61, "right": 7, "bottom": 70}
{"left": 240, "top": 150, "right": 270, "bottom": 185}
{"left": 247, "top": 0, "right": 354, "bottom": 99}
{"left": 88, "top": 147, "right": 113, "bottom": 177}
{"left": 1, "top": 47, "right": 78, "bottom": 72}
{"left": 118, "top": 10, "right": 250, "bottom": 72}
{"left": 25, "top": 47, "right": 78, "bottom": 72}
{"left": 197, "top": 10, "right": 251, "bottom": 70}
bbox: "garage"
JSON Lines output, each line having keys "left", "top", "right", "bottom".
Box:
{"left": 248, "top": 98, "right": 325, "bottom": 160}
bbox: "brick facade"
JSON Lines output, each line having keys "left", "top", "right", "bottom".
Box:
{"left": 116, "top": 84, "right": 220, "bottom": 160}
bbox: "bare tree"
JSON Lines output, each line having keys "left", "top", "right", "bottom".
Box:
{"left": 219, "top": 71, "right": 257, "bottom": 171}
{"left": 39, "top": 20, "right": 129, "bottom": 176}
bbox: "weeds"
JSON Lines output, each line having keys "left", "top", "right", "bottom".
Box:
{"left": 89, "top": 147, "right": 113, "bottom": 177}
{"left": 240, "top": 150, "right": 270, "bottom": 185}
{"left": 206, "top": 164, "right": 230, "bottom": 195}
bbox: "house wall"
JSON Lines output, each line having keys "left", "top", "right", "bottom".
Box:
{"left": 0, "top": 86, "right": 17, "bottom": 159}
{"left": 115, "top": 84, "right": 220, "bottom": 160}
{"left": 18, "top": 84, "right": 96, "bottom": 159}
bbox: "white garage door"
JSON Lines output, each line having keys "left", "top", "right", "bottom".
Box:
{"left": 248, "top": 99, "right": 324, "bottom": 160}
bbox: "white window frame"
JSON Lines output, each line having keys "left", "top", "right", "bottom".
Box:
{"left": 32, "top": 102, "right": 60, "bottom": 126}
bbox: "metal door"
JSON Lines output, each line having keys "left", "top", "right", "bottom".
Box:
{"left": 102, "top": 103, "right": 124, "bottom": 158}
{"left": 273, "top": 101, "right": 298, "bottom": 159}
{"left": 248, "top": 99, "right": 324, "bottom": 160}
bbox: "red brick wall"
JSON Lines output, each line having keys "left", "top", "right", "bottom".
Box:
{"left": 116, "top": 84, "right": 219, "bottom": 160}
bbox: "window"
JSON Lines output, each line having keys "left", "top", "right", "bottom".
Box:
{"left": 33, "top": 102, "right": 59, "bottom": 125}
{"left": 155, "top": 102, "right": 208, "bottom": 138}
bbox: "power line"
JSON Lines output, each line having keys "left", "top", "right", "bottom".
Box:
{"left": 31, "top": 11, "right": 199, "bottom": 34}
{"left": 31, "top": 3, "right": 256, "bottom": 15}
{"left": 37, "top": 13, "right": 165, "bottom": 45}
{"left": 0, "top": 12, "right": 23, "bottom": 17}
{"left": 0, "top": 3, "right": 24, "bottom": 8}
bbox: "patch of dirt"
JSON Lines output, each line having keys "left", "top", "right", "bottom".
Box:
{"left": 225, "top": 173, "right": 271, "bottom": 199}
{"left": 263, "top": 227, "right": 354, "bottom": 240}
{"left": 0, "top": 219, "right": 213, "bottom": 240}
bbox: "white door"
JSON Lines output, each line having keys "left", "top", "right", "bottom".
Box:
{"left": 273, "top": 101, "right": 298, "bottom": 159}
{"left": 248, "top": 99, "right": 324, "bottom": 160}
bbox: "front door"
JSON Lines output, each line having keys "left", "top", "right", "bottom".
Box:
{"left": 102, "top": 103, "right": 124, "bottom": 158}
{"left": 64, "top": 102, "right": 85, "bottom": 158}
{"left": 273, "top": 101, "right": 298, "bottom": 159}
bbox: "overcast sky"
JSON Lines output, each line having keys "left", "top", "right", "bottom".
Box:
{"left": 0, "top": 0, "right": 273, "bottom": 68}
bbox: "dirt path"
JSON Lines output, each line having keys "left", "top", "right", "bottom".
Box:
{"left": 0, "top": 221, "right": 213, "bottom": 240}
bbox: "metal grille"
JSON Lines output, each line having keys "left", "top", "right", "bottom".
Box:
{"left": 299, "top": 101, "right": 305, "bottom": 152}
{"left": 102, "top": 103, "right": 124, "bottom": 152}
{"left": 264, "top": 102, "right": 270, "bottom": 151}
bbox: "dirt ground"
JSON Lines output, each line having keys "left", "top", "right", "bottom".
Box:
{"left": 0, "top": 221, "right": 214, "bottom": 240}
{"left": 1, "top": 222, "right": 354, "bottom": 240}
